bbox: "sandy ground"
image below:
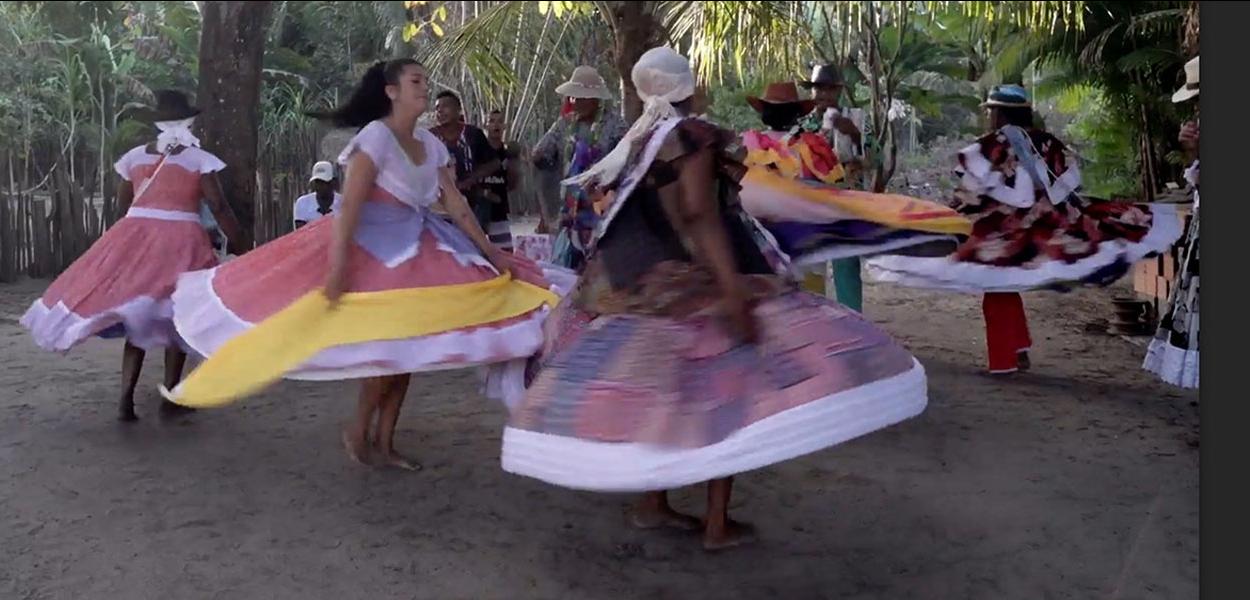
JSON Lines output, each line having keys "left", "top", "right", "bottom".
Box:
{"left": 0, "top": 276, "right": 1198, "bottom": 600}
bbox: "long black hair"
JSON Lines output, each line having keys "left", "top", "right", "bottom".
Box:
{"left": 992, "top": 105, "right": 1036, "bottom": 130}
{"left": 310, "top": 59, "right": 421, "bottom": 128}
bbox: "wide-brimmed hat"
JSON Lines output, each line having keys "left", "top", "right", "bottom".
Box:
{"left": 133, "top": 89, "right": 201, "bottom": 123}
{"left": 799, "top": 64, "right": 845, "bottom": 89}
{"left": 555, "top": 66, "right": 612, "bottom": 100}
{"left": 982, "top": 84, "right": 1032, "bottom": 108}
{"left": 747, "top": 81, "right": 817, "bottom": 114}
{"left": 1172, "top": 56, "right": 1199, "bottom": 103}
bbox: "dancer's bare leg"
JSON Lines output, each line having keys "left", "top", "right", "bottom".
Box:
{"left": 375, "top": 374, "right": 420, "bottom": 471}
{"left": 118, "top": 342, "right": 145, "bottom": 422}
{"left": 344, "top": 378, "right": 384, "bottom": 466}
{"left": 629, "top": 491, "right": 701, "bottom": 531}
{"left": 703, "top": 477, "right": 756, "bottom": 551}
{"left": 158, "top": 348, "right": 194, "bottom": 415}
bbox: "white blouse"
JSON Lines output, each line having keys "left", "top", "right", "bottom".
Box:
{"left": 337, "top": 120, "right": 451, "bottom": 210}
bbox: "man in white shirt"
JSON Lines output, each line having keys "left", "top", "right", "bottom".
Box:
{"left": 293, "top": 161, "right": 343, "bottom": 228}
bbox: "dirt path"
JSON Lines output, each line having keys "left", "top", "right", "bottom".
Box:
{"left": 0, "top": 277, "right": 1198, "bottom": 599}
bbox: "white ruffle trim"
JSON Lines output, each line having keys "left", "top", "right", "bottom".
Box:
{"left": 1143, "top": 338, "right": 1199, "bottom": 389}
{"left": 500, "top": 359, "right": 928, "bottom": 492}
{"left": 171, "top": 267, "right": 548, "bottom": 382}
{"left": 863, "top": 204, "right": 1183, "bottom": 293}
{"left": 789, "top": 234, "right": 960, "bottom": 266}
{"left": 20, "top": 296, "right": 180, "bottom": 352}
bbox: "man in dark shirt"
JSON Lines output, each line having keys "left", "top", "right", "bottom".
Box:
{"left": 479, "top": 109, "right": 519, "bottom": 248}
{"left": 432, "top": 91, "right": 499, "bottom": 229}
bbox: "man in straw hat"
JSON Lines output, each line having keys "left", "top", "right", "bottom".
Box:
{"left": 1143, "top": 55, "right": 1200, "bottom": 388}
{"left": 531, "top": 65, "right": 627, "bottom": 270}
{"left": 747, "top": 81, "right": 817, "bottom": 128}
{"left": 1173, "top": 56, "right": 1199, "bottom": 163}
{"left": 796, "top": 64, "right": 871, "bottom": 311}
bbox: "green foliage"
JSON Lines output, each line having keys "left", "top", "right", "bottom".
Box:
{"left": 1060, "top": 88, "right": 1139, "bottom": 199}
{"left": 705, "top": 84, "right": 766, "bottom": 133}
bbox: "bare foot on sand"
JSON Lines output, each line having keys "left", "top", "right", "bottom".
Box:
{"left": 118, "top": 399, "right": 139, "bottom": 423}
{"left": 378, "top": 448, "right": 422, "bottom": 472}
{"left": 629, "top": 506, "right": 703, "bottom": 532}
{"left": 703, "top": 520, "right": 757, "bottom": 552}
{"left": 342, "top": 429, "right": 371, "bottom": 467}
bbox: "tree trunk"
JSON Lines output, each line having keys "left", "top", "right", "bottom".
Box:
{"left": 609, "top": 2, "right": 664, "bottom": 122}
{"left": 197, "top": 1, "right": 274, "bottom": 253}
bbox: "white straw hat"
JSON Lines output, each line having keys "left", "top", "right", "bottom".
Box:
{"left": 1172, "top": 56, "right": 1199, "bottom": 103}
{"left": 555, "top": 66, "right": 612, "bottom": 100}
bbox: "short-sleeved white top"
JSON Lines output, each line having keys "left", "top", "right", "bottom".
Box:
{"left": 113, "top": 145, "right": 226, "bottom": 181}
{"left": 337, "top": 120, "right": 452, "bottom": 209}
{"left": 293, "top": 192, "right": 344, "bottom": 225}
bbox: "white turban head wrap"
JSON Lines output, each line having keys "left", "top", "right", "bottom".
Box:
{"left": 154, "top": 117, "right": 201, "bottom": 153}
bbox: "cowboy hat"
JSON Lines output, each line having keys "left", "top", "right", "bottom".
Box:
{"left": 747, "top": 81, "right": 817, "bottom": 114}
{"left": 133, "top": 89, "right": 201, "bottom": 123}
{"left": 555, "top": 66, "right": 612, "bottom": 100}
{"left": 982, "top": 84, "right": 1032, "bottom": 108}
{"left": 1172, "top": 56, "right": 1199, "bottom": 103}
{"left": 799, "top": 64, "right": 845, "bottom": 89}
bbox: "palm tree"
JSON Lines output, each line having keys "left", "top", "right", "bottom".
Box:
{"left": 420, "top": 0, "right": 1084, "bottom": 196}
{"left": 1029, "top": 0, "right": 1190, "bottom": 199}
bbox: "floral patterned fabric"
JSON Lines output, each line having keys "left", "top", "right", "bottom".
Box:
{"left": 951, "top": 128, "right": 1154, "bottom": 269}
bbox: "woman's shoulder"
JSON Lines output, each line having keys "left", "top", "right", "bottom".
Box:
{"left": 656, "top": 117, "right": 737, "bottom": 162}
{"left": 412, "top": 126, "right": 441, "bottom": 146}
{"left": 413, "top": 126, "right": 451, "bottom": 166}
{"left": 338, "top": 120, "right": 395, "bottom": 166}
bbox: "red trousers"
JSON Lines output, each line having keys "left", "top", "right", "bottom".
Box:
{"left": 983, "top": 292, "right": 1032, "bottom": 373}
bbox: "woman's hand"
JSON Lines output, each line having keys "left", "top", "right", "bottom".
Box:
{"left": 724, "top": 287, "right": 761, "bottom": 345}
{"left": 484, "top": 245, "right": 512, "bottom": 276}
{"left": 324, "top": 261, "right": 348, "bottom": 306}
{"left": 1179, "top": 121, "right": 1199, "bottom": 154}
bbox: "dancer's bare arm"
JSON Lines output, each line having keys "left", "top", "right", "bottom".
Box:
{"left": 666, "top": 147, "right": 759, "bottom": 343}
{"left": 436, "top": 166, "right": 508, "bottom": 274}
{"left": 324, "top": 151, "right": 376, "bottom": 303}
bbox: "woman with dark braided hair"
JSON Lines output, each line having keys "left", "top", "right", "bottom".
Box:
{"left": 162, "top": 59, "right": 567, "bottom": 469}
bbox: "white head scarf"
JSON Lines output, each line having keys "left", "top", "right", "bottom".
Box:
{"left": 154, "top": 117, "right": 201, "bottom": 153}
{"left": 563, "top": 46, "right": 696, "bottom": 189}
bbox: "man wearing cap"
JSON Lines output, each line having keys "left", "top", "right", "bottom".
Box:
{"left": 293, "top": 161, "right": 343, "bottom": 229}
{"left": 531, "top": 65, "right": 628, "bottom": 270}
{"left": 797, "top": 64, "right": 871, "bottom": 311}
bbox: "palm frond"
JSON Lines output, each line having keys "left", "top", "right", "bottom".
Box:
{"left": 661, "top": 0, "right": 812, "bottom": 85}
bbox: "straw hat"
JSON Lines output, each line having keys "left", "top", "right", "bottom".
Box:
{"left": 747, "top": 81, "right": 817, "bottom": 114}
{"left": 1172, "top": 56, "right": 1199, "bottom": 103}
{"left": 554, "top": 66, "right": 612, "bottom": 100}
